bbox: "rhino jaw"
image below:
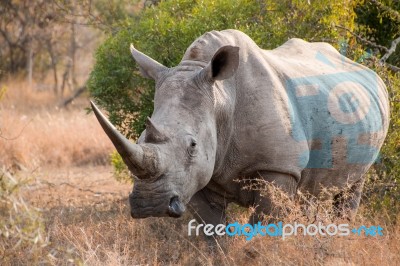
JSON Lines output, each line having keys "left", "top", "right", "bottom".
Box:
{"left": 129, "top": 188, "right": 186, "bottom": 218}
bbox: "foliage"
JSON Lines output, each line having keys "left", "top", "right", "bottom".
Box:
{"left": 110, "top": 150, "right": 132, "bottom": 183}
{"left": 88, "top": 0, "right": 357, "bottom": 139}
{"left": 355, "top": 0, "right": 400, "bottom": 66}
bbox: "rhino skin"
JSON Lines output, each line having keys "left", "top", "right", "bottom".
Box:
{"left": 92, "top": 29, "right": 389, "bottom": 225}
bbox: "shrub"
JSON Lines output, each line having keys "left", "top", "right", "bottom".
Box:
{"left": 88, "top": 0, "right": 357, "bottom": 139}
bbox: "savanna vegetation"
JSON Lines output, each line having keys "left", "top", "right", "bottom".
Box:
{"left": 1, "top": 0, "right": 399, "bottom": 265}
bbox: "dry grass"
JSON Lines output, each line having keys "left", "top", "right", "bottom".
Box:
{"left": 0, "top": 79, "right": 399, "bottom": 265}
{"left": 0, "top": 80, "right": 113, "bottom": 171}
{"left": 37, "top": 197, "right": 399, "bottom": 266}
{"left": 4, "top": 187, "right": 399, "bottom": 265}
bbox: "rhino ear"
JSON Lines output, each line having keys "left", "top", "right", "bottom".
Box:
{"left": 130, "top": 44, "right": 168, "bottom": 80}
{"left": 202, "top": 45, "right": 240, "bottom": 81}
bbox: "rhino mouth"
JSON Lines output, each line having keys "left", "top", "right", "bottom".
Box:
{"left": 129, "top": 193, "right": 186, "bottom": 218}
{"left": 168, "top": 196, "right": 186, "bottom": 217}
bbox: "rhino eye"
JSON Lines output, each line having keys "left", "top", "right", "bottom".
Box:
{"left": 188, "top": 139, "right": 197, "bottom": 157}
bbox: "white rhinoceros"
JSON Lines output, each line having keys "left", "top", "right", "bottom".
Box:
{"left": 91, "top": 29, "right": 389, "bottom": 224}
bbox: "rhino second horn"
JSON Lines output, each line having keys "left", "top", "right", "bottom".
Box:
{"left": 90, "top": 101, "right": 152, "bottom": 178}
{"left": 145, "top": 117, "right": 169, "bottom": 143}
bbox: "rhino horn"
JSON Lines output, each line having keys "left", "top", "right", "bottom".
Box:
{"left": 145, "top": 117, "right": 169, "bottom": 143}
{"left": 130, "top": 44, "right": 167, "bottom": 80}
{"left": 90, "top": 101, "right": 158, "bottom": 179}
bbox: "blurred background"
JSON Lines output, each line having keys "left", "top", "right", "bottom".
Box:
{"left": 0, "top": 0, "right": 399, "bottom": 265}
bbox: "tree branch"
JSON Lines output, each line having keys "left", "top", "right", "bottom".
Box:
{"left": 60, "top": 85, "right": 87, "bottom": 108}
{"left": 37, "top": 179, "right": 122, "bottom": 196}
{"left": 380, "top": 36, "right": 400, "bottom": 64}
{"left": 0, "top": 119, "right": 32, "bottom": 141}
{"left": 335, "top": 25, "right": 399, "bottom": 72}
{"left": 335, "top": 25, "right": 389, "bottom": 52}
{"left": 385, "top": 63, "right": 400, "bottom": 72}
{"left": 53, "top": 0, "right": 116, "bottom": 32}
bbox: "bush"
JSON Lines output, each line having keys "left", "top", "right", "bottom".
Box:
{"left": 88, "top": 0, "right": 357, "bottom": 139}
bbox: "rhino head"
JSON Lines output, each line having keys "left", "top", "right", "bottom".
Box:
{"left": 91, "top": 43, "right": 239, "bottom": 218}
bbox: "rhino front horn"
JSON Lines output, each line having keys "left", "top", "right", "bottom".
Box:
{"left": 90, "top": 101, "right": 158, "bottom": 178}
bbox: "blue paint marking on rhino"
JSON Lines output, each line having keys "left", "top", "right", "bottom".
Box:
{"left": 286, "top": 68, "right": 382, "bottom": 169}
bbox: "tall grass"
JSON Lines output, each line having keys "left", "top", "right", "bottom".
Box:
{"left": 0, "top": 167, "right": 48, "bottom": 264}
{"left": 0, "top": 80, "right": 113, "bottom": 170}
{"left": 42, "top": 189, "right": 400, "bottom": 265}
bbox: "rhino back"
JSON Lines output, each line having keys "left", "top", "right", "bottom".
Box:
{"left": 265, "top": 39, "right": 389, "bottom": 190}
{"left": 182, "top": 30, "right": 389, "bottom": 196}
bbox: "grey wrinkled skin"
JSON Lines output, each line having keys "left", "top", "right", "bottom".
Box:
{"left": 92, "top": 30, "right": 389, "bottom": 225}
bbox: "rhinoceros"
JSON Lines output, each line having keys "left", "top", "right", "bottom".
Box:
{"left": 91, "top": 29, "right": 389, "bottom": 225}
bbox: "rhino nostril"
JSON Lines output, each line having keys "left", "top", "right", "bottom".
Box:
{"left": 168, "top": 196, "right": 185, "bottom": 218}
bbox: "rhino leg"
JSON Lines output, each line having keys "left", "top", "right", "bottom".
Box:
{"left": 248, "top": 171, "right": 297, "bottom": 224}
{"left": 333, "top": 178, "right": 364, "bottom": 220}
{"left": 188, "top": 187, "right": 227, "bottom": 226}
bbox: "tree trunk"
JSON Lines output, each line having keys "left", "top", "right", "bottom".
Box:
{"left": 27, "top": 38, "right": 33, "bottom": 87}
{"left": 60, "top": 85, "right": 86, "bottom": 108}
{"left": 70, "top": 23, "right": 78, "bottom": 89}
{"left": 46, "top": 40, "right": 58, "bottom": 96}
